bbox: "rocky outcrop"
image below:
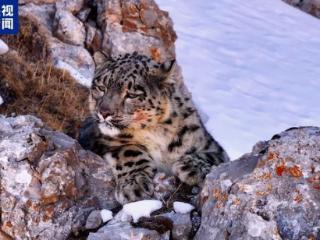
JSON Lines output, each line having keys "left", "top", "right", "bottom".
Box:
{"left": 14, "top": 0, "right": 177, "bottom": 86}
{"left": 0, "top": 115, "right": 117, "bottom": 240}
{"left": 196, "top": 127, "right": 320, "bottom": 240}
{"left": 283, "top": 0, "right": 320, "bottom": 18}
{"left": 0, "top": 115, "right": 197, "bottom": 240}
{"left": 1, "top": 120, "right": 320, "bottom": 240}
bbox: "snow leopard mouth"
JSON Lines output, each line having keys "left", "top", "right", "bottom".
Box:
{"left": 98, "top": 121, "right": 121, "bottom": 137}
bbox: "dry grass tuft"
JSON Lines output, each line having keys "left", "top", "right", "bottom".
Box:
{"left": 2, "top": 16, "right": 50, "bottom": 62}
{"left": 0, "top": 17, "right": 89, "bottom": 138}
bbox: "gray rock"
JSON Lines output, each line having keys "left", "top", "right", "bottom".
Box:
{"left": 196, "top": 127, "right": 320, "bottom": 240}
{"left": 56, "top": 0, "right": 84, "bottom": 14}
{"left": 49, "top": 39, "right": 95, "bottom": 87}
{"left": 77, "top": 8, "right": 91, "bottom": 22}
{"left": 54, "top": 9, "right": 86, "bottom": 46}
{"left": 17, "top": 0, "right": 179, "bottom": 88}
{"left": 85, "top": 210, "right": 103, "bottom": 230}
{"left": 19, "top": 0, "right": 58, "bottom": 4}
{"left": 0, "top": 115, "right": 117, "bottom": 240}
{"left": 161, "top": 212, "right": 192, "bottom": 240}
{"left": 95, "top": 0, "right": 176, "bottom": 62}
{"left": 19, "top": 3, "right": 95, "bottom": 87}
{"left": 283, "top": 0, "right": 320, "bottom": 18}
{"left": 87, "top": 222, "right": 170, "bottom": 240}
{"left": 20, "top": 3, "right": 56, "bottom": 33}
{"left": 85, "top": 22, "right": 103, "bottom": 53}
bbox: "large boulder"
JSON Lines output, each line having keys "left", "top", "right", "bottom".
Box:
{"left": 87, "top": 222, "right": 170, "bottom": 240}
{"left": 283, "top": 0, "right": 320, "bottom": 18}
{"left": 0, "top": 115, "right": 117, "bottom": 240}
{"left": 196, "top": 127, "right": 320, "bottom": 240}
{"left": 12, "top": 0, "right": 178, "bottom": 87}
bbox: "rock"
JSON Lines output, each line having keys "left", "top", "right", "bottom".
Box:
{"left": 77, "top": 7, "right": 91, "bottom": 22}
{"left": 98, "top": 0, "right": 176, "bottom": 62}
{"left": 107, "top": 209, "right": 133, "bottom": 225}
{"left": 54, "top": 9, "right": 86, "bottom": 46}
{"left": 19, "top": 4, "right": 94, "bottom": 86}
{"left": 283, "top": 0, "right": 320, "bottom": 18}
{"left": 0, "top": 39, "right": 9, "bottom": 55}
{"left": 85, "top": 23, "right": 103, "bottom": 53}
{"left": 49, "top": 39, "right": 95, "bottom": 87}
{"left": 85, "top": 210, "right": 103, "bottom": 230}
{"left": 20, "top": 3, "right": 56, "bottom": 33}
{"left": 87, "top": 222, "right": 170, "bottom": 240}
{"left": 55, "top": 0, "right": 84, "bottom": 14}
{"left": 196, "top": 127, "right": 320, "bottom": 240}
{"left": 0, "top": 115, "right": 117, "bottom": 240}
{"left": 161, "top": 212, "right": 192, "bottom": 240}
{"left": 19, "top": 0, "right": 58, "bottom": 4}
{"left": 15, "top": 0, "right": 179, "bottom": 86}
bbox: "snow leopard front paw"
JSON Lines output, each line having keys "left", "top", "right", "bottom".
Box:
{"left": 172, "top": 155, "right": 211, "bottom": 186}
{"left": 115, "top": 173, "right": 155, "bottom": 204}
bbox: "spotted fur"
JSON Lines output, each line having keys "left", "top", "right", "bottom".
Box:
{"left": 80, "top": 52, "right": 229, "bottom": 204}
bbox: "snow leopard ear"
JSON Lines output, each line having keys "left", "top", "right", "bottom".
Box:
{"left": 153, "top": 59, "right": 176, "bottom": 82}
{"left": 161, "top": 59, "right": 176, "bottom": 75}
{"left": 93, "top": 51, "right": 108, "bottom": 66}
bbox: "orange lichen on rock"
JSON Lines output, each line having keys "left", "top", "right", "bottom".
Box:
{"left": 294, "top": 190, "right": 303, "bottom": 203}
{"left": 276, "top": 164, "right": 286, "bottom": 176}
{"left": 212, "top": 188, "right": 228, "bottom": 208}
{"left": 41, "top": 194, "right": 59, "bottom": 205}
{"left": 256, "top": 184, "right": 273, "bottom": 196}
{"left": 267, "top": 151, "right": 279, "bottom": 160}
{"left": 232, "top": 198, "right": 241, "bottom": 206}
{"left": 256, "top": 171, "right": 272, "bottom": 180}
{"left": 288, "top": 165, "right": 303, "bottom": 178}
{"left": 43, "top": 206, "right": 55, "bottom": 222}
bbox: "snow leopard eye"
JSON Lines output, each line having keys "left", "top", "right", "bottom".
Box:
{"left": 97, "top": 86, "right": 106, "bottom": 92}
{"left": 91, "top": 85, "right": 105, "bottom": 99}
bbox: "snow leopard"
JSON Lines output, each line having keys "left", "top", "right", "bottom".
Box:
{"left": 79, "top": 52, "right": 229, "bottom": 204}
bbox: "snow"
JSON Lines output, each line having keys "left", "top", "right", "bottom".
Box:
{"left": 0, "top": 39, "right": 9, "bottom": 55}
{"left": 0, "top": 96, "right": 3, "bottom": 106}
{"left": 156, "top": 0, "right": 320, "bottom": 159}
{"left": 173, "top": 202, "right": 195, "bottom": 214}
{"left": 122, "top": 200, "right": 163, "bottom": 222}
{"left": 100, "top": 209, "right": 113, "bottom": 223}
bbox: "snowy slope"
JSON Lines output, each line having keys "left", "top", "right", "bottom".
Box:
{"left": 157, "top": 0, "right": 320, "bottom": 159}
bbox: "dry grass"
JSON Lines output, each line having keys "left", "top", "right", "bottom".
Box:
{"left": 0, "top": 17, "right": 89, "bottom": 138}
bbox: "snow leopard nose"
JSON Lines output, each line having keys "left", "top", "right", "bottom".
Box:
{"left": 99, "top": 104, "right": 112, "bottom": 118}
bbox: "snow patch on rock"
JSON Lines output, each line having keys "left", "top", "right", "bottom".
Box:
{"left": 173, "top": 202, "right": 195, "bottom": 214}
{"left": 123, "top": 200, "right": 163, "bottom": 222}
{"left": 0, "top": 39, "right": 9, "bottom": 55}
{"left": 100, "top": 209, "right": 113, "bottom": 223}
